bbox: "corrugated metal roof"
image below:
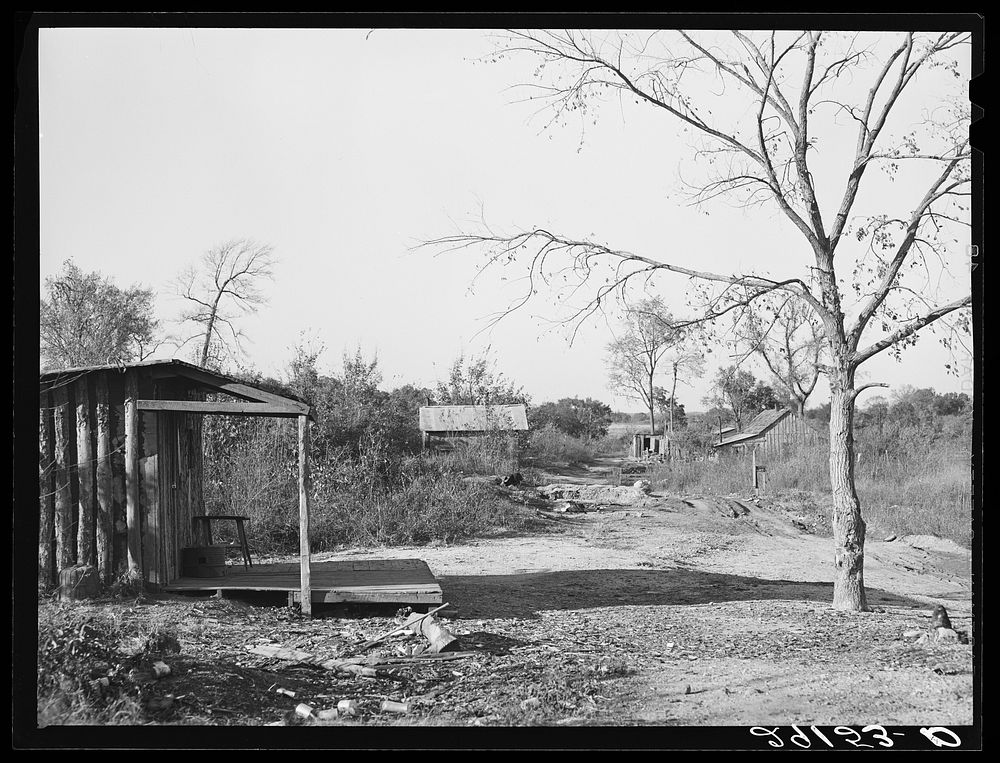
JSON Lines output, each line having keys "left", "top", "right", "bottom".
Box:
{"left": 715, "top": 408, "right": 790, "bottom": 447}
{"left": 419, "top": 404, "right": 529, "bottom": 433}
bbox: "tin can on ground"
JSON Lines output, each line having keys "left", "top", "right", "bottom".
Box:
{"left": 337, "top": 699, "right": 359, "bottom": 716}
{"left": 380, "top": 700, "right": 410, "bottom": 714}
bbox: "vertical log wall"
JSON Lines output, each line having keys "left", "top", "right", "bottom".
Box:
{"left": 39, "top": 397, "right": 55, "bottom": 588}
{"left": 95, "top": 376, "right": 113, "bottom": 582}
{"left": 75, "top": 377, "right": 95, "bottom": 567}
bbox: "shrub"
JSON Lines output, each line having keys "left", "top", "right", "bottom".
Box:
{"left": 526, "top": 424, "right": 597, "bottom": 466}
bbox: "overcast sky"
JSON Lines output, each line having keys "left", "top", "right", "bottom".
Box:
{"left": 38, "top": 26, "right": 974, "bottom": 412}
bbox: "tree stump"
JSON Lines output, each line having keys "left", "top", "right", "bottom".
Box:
{"left": 59, "top": 564, "right": 101, "bottom": 601}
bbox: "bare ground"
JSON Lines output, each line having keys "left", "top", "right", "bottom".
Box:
{"left": 35, "top": 458, "right": 974, "bottom": 733}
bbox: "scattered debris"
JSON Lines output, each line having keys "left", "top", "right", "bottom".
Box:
{"left": 358, "top": 602, "right": 452, "bottom": 653}
{"left": 404, "top": 610, "right": 461, "bottom": 654}
{"left": 316, "top": 708, "right": 339, "bottom": 721}
{"left": 884, "top": 534, "right": 897, "bottom": 542}
{"left": 275, "top": 687, "right": 296, "bottom": 698}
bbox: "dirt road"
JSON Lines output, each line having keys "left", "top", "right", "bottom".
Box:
{"left": 314, "top": 460, "right": 974, "bottom": 728}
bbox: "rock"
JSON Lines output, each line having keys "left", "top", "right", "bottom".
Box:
{"left": 151, "top": 661, "right": 171, "bottom": 678}
{"left": 931, "top": 605, "right": 952, "bottom": 629}
{"left": 634, "top": 479, "right": 652, "bottom": 494}
{"left": 520, "top": 697, "right": 542, "bottom": 710}
{"left": 935, "top": 627, "right": 960, "bottom": 644}
{"left": 58, "top": 564, "right": 100, "bottom": 601}
{"left": 902, "top": 629, "right": 923, "bottom": 639}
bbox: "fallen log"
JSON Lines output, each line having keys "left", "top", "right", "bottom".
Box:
{"left": 404, "top": 611, "right": 461, "bottom": 653}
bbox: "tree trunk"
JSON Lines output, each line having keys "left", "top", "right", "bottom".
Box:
{"left": 199, "top": 294, "right": 222, "bottom": 368}
{"left": 647, "top": 371, "right": 656, "bottom": 435}
{"left": 828, "top": 380, "right": 868, "bottom": 611}
{"left": 668, "top": 368, "right": 678, "bottom": 462}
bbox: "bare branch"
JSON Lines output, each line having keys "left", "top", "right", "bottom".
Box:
{"left": 852, "top": 294, "right": 972, "bottom": 368}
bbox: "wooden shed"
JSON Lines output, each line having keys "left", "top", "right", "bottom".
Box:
{"left": 418, "top": 404, "right": 529, "bottom": 450}
{"left": 713, "top": 407, "right": 821, "bottom": 458}
{"left": 37, "top": 360, "right": 316, "bottom": 602}
{"left": 38, "top": 359, "right": 443, "bottom": 612}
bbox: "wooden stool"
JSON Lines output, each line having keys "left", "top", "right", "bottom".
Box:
{"left": 192, "top": 515, "right": 252, "bottom": 569}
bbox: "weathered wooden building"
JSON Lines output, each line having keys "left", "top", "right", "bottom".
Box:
{"left": 38, "top": 360, "right": 313, "bottom": 600}
{"left": 713, "top": 407, "right": 822, "bottom": 458}
{"left": 418, "top": 404, "right": 529, "bottom": 450}
{"left": 38, "top": 359, "right": 443, "bottom": 613}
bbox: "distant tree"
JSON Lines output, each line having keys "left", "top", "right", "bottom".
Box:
{"left": 934, "top": 391, "right": 971, "bottom": 417}
{"left": 704, "top": 366, "right": 778, "bottom": 430}
{"left": 653, "top": 389, "right": 687, "bottom": 431}
{"left": 528, "top": 397, "right": 613, "bottom": 439}
{"left": 40, "top": 259, "right": 160, "bottom": 369}
{"left": 805, "top": 400, "right": 833, "bottom": 424}
{"left": 434, "top": 352, "right": 528, "bottom": 405}
{"left": 173, "top": 239, "right": 276, "bottom": 369}
{"left": 732, "top": 296, "right": 824, "bottom": 415}
{"left": 657, "top": 334, "right": 706, "bottom": 444}
{"left": 606, "top": 297, "right": 685, "bottom": 435}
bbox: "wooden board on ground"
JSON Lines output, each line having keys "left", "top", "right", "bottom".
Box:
{"left": 163, "top": 558, "right": 443, "bottom": 605}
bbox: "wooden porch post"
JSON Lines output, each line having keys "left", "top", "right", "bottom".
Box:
{"left": 298, "top": 414, "right": 312, "bottom": 618}
{"left": 125, "top": 371, "right": 143, "bottom": 578}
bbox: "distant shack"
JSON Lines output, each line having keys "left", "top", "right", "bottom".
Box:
{"left": 419, "top": 404, "right": 529, "bottom": 450}
{"left": 713, "top": 407, "right": 821, "bottom": 458}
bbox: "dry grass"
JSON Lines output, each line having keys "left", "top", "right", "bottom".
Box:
{"left": 647, "top": 422, "right": 972, "bottom": 548}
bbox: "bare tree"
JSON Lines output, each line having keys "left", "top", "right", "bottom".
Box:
{"left": 605, "top": 296, "right": 683, "bottom": 435}
{"left": 173, "top": 239, "right": 276, "bottom": 368}
{"left": 426, "top": 30, "right": 974, "bottom": 611}
{"left": 731, "top": 295, "right": 823, "bottom": 416}
{"left": 662, "top": 337, "right": 706, "bottom": 441}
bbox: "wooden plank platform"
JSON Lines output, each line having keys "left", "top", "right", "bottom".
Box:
{"left": 162, "top": 558, "right": 443, "bottom": 605}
